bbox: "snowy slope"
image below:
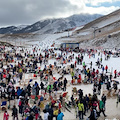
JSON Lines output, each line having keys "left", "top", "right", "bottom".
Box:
{"left": 61, "top": 9, "right": 120, "bottom": 48}
{"left": 78, "top": 9, "right": 120, "bottom": 31}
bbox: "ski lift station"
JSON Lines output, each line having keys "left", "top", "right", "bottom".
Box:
{"left": 60, "top": 42, "right": 79, "bottom": 49}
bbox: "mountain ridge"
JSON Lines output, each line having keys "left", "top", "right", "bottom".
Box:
{"left": 0, "top": 13, "right": 102, "bottom": 34}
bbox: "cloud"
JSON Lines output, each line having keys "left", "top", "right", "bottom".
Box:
{"left": 84, "top": 0, "right": 120, "bottom": 7}
{"left": 0, "top": 0, "right": 78, "bottom": 26}
{"left": 85, "top": 0, "right": 113, "bottom": 6}
{"left": 68, "top": 0, "right": 120, "bottom": 15}
{"left": 83, "top": 6, "right": 120, "bottom": 15}
{"left": 0, "top": 0, "right": 119, "bottom": 27}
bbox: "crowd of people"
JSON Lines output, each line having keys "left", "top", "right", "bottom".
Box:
{"left": 0, "top": 44, "right": 120, "bottom": 120}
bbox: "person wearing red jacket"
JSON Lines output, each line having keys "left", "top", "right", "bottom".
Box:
{"left": 75, "top": 61, "right": 77, "bottom": 67}
{"left": 105, "top": 65, "right": 108, "bottom": 73}
{"left": 96, "top": 69, "right": 99, "bottom": 74}
{"left": 114, "top": 70, "right": 117, "bottom": 78}
{"left": 78, "top": 74, "right": 82, "bottom": 83}
{"left": 3, "top": 111, "right": 9, "bottom": 120}
{"left": 78, "top": 74, "right": 82, "bottom": 80}
{"left": 59, "top": 102, "right": 62, "bottom": 109}
{"left": 92, "top": 71, "right": 95, "bottom": 79}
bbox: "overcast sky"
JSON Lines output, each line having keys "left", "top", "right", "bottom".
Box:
{"left": 0, "top": 0, "right": 120, "bottom": 27}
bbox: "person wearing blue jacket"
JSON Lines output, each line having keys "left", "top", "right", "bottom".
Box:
{"left": 57, "top": 110, "right": 64, "bottom": 120}
{"left": 17, "top": 87, "right": 22, "bottom": 98}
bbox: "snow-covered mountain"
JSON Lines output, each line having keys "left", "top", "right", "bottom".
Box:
{"left": 14, "top": 25, "right": 28, "bottom": 31}
{"left": 0, "top": 14, "right": 101, "bottom": 34}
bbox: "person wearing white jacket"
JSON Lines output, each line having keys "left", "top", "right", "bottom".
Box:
{"left": 43, "top": 109, "right": 49, "bottom": 120}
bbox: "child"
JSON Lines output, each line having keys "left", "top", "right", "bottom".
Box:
{"left": 3, "top": 111, "right": 9, "bottom": 120}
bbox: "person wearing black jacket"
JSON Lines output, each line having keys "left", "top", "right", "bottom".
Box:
{"left": 113, "top": 82, "right": 118, "bottom": 92}
{"left": 36, "top": 85, "right": 40, "bottom": 95}
{"left": 98, "top": 82, "right": 101, "bottom": 95}
{"left": 78, "top": 89, "right": 83, "bottom": 100}
{"left": 106, "top": 81, "right": 111, "bottom": 91}
{"left": 48, "top": 105, "right": 53, "bottom": 120}
{"left": 27, "top": 84, "right": 31, "bottom": 96}
{"left": 101, "top": 94, "right": 106, "bottom": 107}
{"left": 7, "top": 73, "right": 11, "bottom": 83}
{"left": 20, "top": 88, "right": 25, "bottom": 97}
{"left": 88, "top": 107, "right": 97, "bottom": 120}
{"left": 40, "top": 82, "right": 44, "bottom": 90}
{"left": 12, "top": 105, "right": 18, "bottom": 120}
{"left": 13, "top": 66, "right": 16, "bottom": 74}
{"left": 40, "top": 81, "right": 44, "bottom": 94}
{"left": 63, "top": 78, "right": 67, "bottom": 91}
{"left": 11, "top": 87, "right": 15, "bottom": 100}
{"left": 28, "top": 113, "right": 34, "bottom": 120}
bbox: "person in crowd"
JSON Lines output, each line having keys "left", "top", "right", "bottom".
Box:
{"left": 98, "top": 99, "right": 107, "bottom": 117}
{"left": 53, "top": 107, "right": 58, "bottom": 120}
{"left": 57, "top": 110, "right": 64, "bottom": 120}
{"left": 3, "top": 110, "right": 9, "bottom": 120}
{"left": 0, "top": 43, "right": 118, "bottom": 120}
{"left": 78, "top": 100, "right": 84, "bottom": 120}
{"left": 63, "top": 78, "right": 67, "bottom": 91}
{"left": 114, "top": 70, "right": 117, "bottom": 78}
{"left": 12, "top": 105, "right": 18, "bottom": 120}
{"left": 101, "top": 94, "right": 106, "bottom": 108}
{"left": 88, "top": 107, "right": 97, "bottom": 120}
{"left": 43, "top": 109, "right": 49, "bottom": 120}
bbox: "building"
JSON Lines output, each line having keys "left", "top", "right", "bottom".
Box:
{"left": 60, "top": 42, "right": 79, "bottom": 49}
